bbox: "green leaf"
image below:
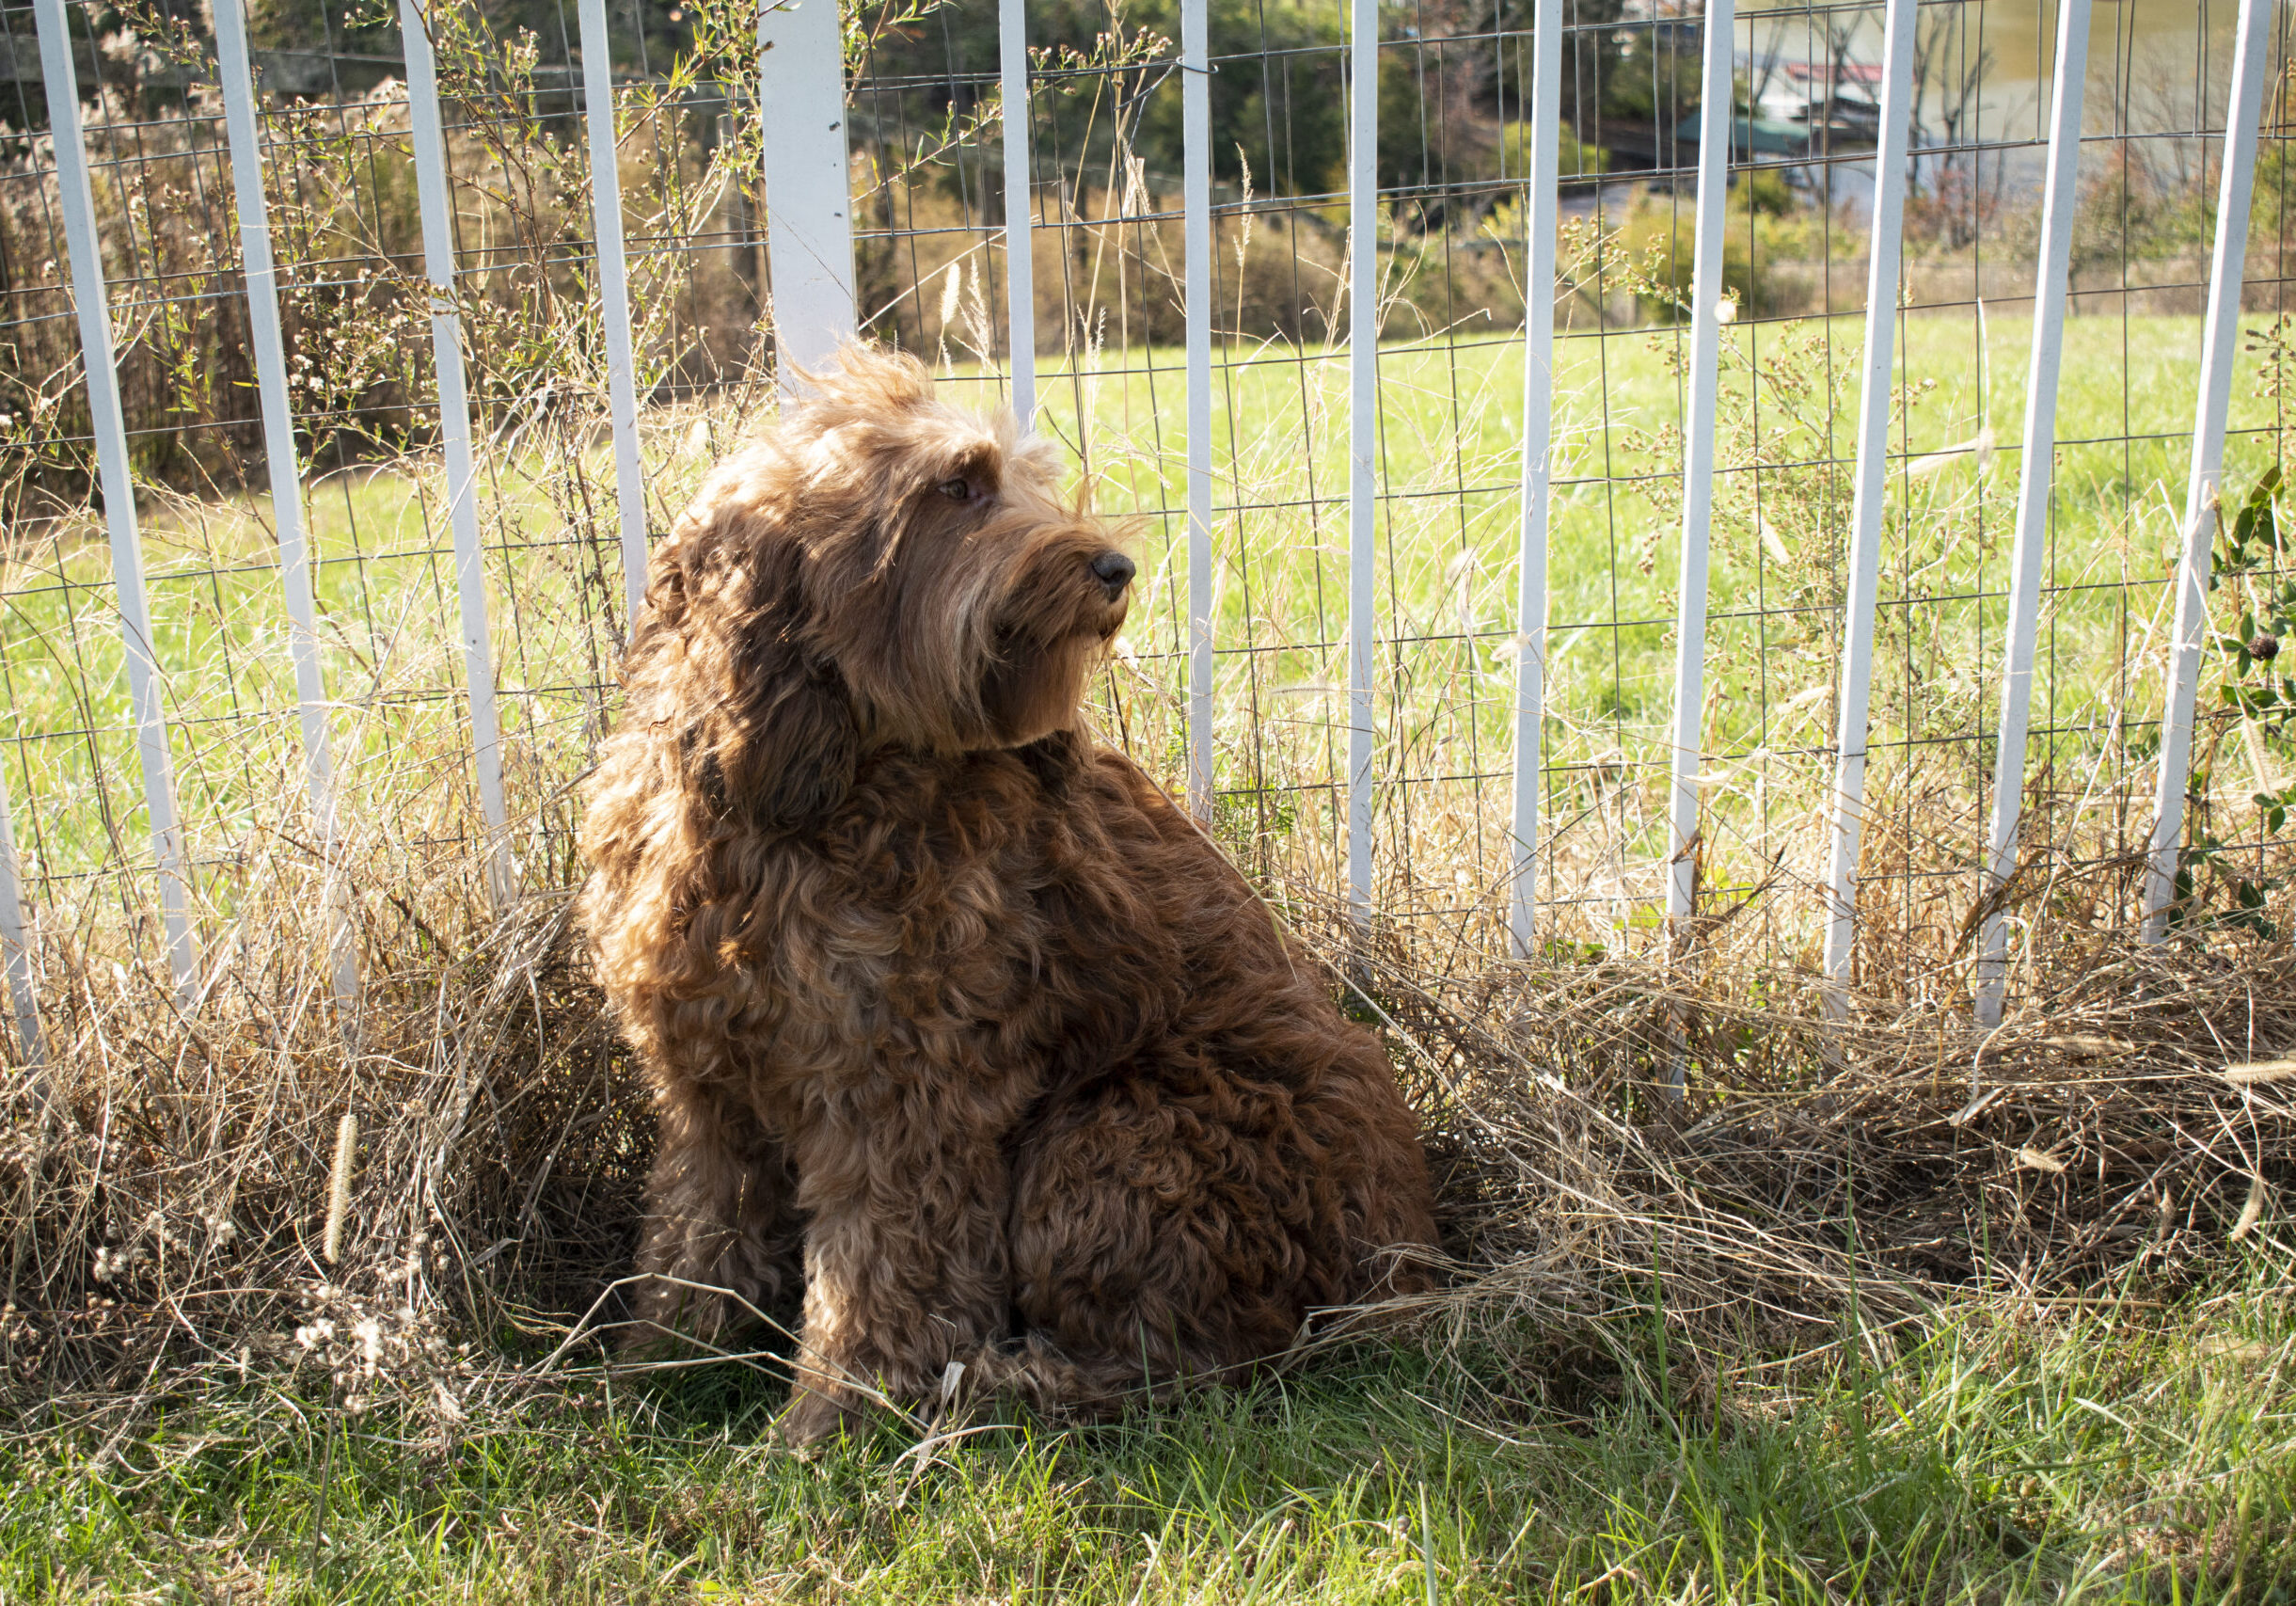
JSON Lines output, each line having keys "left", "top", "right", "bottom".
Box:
{"left": 2225, "top": 465, "right": 2283, "bottom": 568}
{"left": 2247, "top": 461, "right": 2280, "bottom": 523}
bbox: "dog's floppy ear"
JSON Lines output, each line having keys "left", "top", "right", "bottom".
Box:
{"left": 703, "top": 630, "right": 858, "bottom": 833}
{"left": 664, "top": 518, "right": 860, "bottom": 835}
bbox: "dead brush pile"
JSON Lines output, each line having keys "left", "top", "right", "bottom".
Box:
{"left": 1326, "top": 886, "right": 2296, "bottom": 1390}
{"left": 0, "top": 872, "right": 653, "bottom": 1413}
{"left": 3, "top": 816, "right": 2291, "bottom": 1423}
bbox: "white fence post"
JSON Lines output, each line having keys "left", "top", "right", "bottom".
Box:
{"left": 2143, "top": 0, "right": 2275, "bottom": 943}
{"left": 215, "top": 0, "right": 356, "bottom": 1007}
{"left": 1506, "top": 0, "right": 1562, "bottom": 961}
{"left": 1000, "top": 0, "right": 1037, "bottom": 427}
{"left": 578, "top": 0, "right": 651, "bottom": 628}
{"left": 1346, "top": 0, "right": 1377, "bottom": 918}
{"left": 34, "top": 0, "right": 197, "bottom": 1001}
{"left": 1662, "top": 0, "right": 1736, "bottom": 944}
{"left": 402, "top": 0, "right": 514, "bottom": 905}
{"left": 1819, "top": 0, "right": 1921, "bottom": 1003}
{"left": 759, "top": 0, "right": 856, "bottom": 383}
{"left": 1973, "top": 0, "right": 2093, "bottom": 1027}
{"left": 1184, "top": 0, "right": 1214, "bottom": 819}
{"left": 0, "top": 775, "right": 40, "bottom": 1066}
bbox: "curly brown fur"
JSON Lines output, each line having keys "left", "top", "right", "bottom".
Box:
{"left": 578, "top": 347, "right": 1437, "bottom": 1445}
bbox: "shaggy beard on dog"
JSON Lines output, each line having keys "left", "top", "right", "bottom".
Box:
{"left": 578, "top": 348, "right": 1438, "bottom": 1445}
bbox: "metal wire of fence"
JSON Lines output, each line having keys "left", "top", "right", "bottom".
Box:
{"left": 1, "top": 0, "right": 2292, "bottom": 1067}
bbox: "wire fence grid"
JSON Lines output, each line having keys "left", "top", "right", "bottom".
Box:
{"left": 1, "top": 0, "right": 2293, "bottom": 1066}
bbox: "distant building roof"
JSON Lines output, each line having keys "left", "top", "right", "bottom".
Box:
{"left": 1784, "top": 60, "right": 1883, "bottom": 85}
{"left": 1674, "top": 112, "right": 1813, "bottom": 157}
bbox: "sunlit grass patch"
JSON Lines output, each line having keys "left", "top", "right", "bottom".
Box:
{"left": 7, "top": 1250, "right": 2289, "bottom": 1603}
{"left": 0, "top": 314, "right": 2242, "bottom": 950}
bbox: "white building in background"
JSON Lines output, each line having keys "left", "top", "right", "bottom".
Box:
{"left": 1754, "top": 59, "right": 1885, "bottom": 143}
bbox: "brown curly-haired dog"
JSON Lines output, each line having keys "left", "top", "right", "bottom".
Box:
{"left": 578, "top": 348, "right": 1436, "bottom": 1445}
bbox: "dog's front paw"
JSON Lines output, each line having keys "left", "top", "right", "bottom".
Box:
{"left": 776, "top": 1383, "right": 870, "bottom": 1451}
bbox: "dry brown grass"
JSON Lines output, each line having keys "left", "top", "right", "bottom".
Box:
{"left": 4, "top": 729, "right": 2288, "bottom": 1430}
{"left": 1347, "top": 883, "right": 2296, "bottom": 1355}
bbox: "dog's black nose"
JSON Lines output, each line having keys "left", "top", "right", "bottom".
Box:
{"left": 1090, "top": 550, "right": 1135, "bottom": 596}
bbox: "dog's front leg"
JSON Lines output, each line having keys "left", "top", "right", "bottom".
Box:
{"left": 778, "top": 1092, "right": 1014, "bottom": 1448}
{"left": 626, "top": 1074, "right": 803, "bottom": 1348}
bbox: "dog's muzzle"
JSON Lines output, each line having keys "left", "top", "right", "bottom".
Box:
{"left": 1090, "top": 549, "right": 1136, "bottom": 601}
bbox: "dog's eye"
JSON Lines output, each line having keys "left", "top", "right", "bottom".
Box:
{"left": 937, "top": 477, "right": 973, "bottom": 502}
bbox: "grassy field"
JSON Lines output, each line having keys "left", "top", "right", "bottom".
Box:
{"left": 0, "top": 311, "right": 2261, "bottom": 934}
{"left": 6, "top": 313, "right": 2293, "bottom": 1603}
{"left": 6, "top": 1253, "right": 2290, "bottom": 1602}
{"left": 7, "top": 23, "right": 2292, "bottom": 1594}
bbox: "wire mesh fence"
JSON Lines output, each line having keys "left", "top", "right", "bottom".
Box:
{"left": 1, "top": 0, "right": 2293, "bottom": 1063}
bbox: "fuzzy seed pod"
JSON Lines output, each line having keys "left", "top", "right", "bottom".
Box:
{"left": 324, "top": 1111, "right": 357, "bottom": 1265}
{"left": 2249, "top": 632, "right": 2281, "bottom": 662}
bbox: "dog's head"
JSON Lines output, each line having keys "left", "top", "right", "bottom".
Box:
{"left": 633, "top": 347, "right": 1136, "bottom": 832}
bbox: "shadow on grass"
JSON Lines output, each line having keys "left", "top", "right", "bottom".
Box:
{"left": 5, "top": 1251, "right": 2292, "bottom": 1604}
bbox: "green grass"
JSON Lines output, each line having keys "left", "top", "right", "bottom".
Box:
{"left": 8, "top": 1255, "right": 2292, "bottom": 1603}
{"left": 1013, "top": 311, "right": 2246, "bottom": 896}
{"left": 0, "top": 311, "right": 2271, "bottom": 916}
{"left": 1010, "top": 311, "right": 2230, "bottom": 727}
